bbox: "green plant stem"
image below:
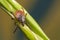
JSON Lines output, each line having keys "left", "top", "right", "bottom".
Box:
{"left": 7, "top": 0, "right": 49, "bottom": 40}
{"left": 17, "top": 23, "right": 43, "bottom": 40}
{"left": 0, "top": 4, "right": 39, "bottom": 40}
{"left": 0, "top": 0, "right": 16, "bottom": 13}
{"left": 0, "top": 0, "right": 44, "bottom": 40}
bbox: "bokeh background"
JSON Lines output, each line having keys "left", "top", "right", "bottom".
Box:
{"left": 0, "top": 0, "right": 60, "bottom": 40}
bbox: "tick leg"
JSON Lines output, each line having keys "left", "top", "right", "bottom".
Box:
{"left": 13, "top": 26, "right": 18, "bottom": 33}
{"left": 13, "top": 23, "right": 19, "bottom": 33}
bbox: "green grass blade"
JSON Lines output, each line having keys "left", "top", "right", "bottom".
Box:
{"left": 0, "top": 0, "right": 44, "bottom": 40}
{"left": 7, "top": 0, "right": 50, "bottom": 40}
{"left": 0, "top": 0, "right": 15, "bottom": 12}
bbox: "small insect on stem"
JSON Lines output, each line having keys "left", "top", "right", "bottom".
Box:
{"left": 13, "top": 8, "right": 27, "bottom": 33}
{"left": 14, "top": 8, "right": 26, "bottom": 26}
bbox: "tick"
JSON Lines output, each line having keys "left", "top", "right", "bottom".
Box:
{"left": 15, "top": 8, "right": 26, "bottom": 26}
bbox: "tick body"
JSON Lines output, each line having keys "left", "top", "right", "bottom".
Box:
{"left": 15, "top": 9, "right": 26, "bottom": 26}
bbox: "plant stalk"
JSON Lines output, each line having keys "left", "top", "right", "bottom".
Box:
{"left": 7, "top": 0, "right": 50, "bottom": 40}
{"left": 0, "top": 0, "right": 44, "bottom": 40}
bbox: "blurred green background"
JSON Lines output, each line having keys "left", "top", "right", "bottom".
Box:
{"left": 0, "top": 0, "right": 60, "bottom": 40}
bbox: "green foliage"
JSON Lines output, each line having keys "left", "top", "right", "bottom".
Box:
{"left": 0, "top": 0, "right": 49, "bottom": 40}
